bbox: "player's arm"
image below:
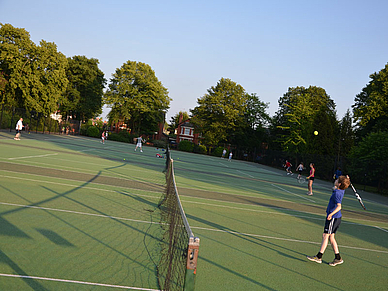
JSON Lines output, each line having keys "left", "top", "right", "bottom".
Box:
{"left": 327, "top": 203, "right": 341, "bottom": 220}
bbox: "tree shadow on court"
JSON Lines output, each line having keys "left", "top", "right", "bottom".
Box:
{"left": 0, "top": 250, "right": 49, "bottom": 291}
{"left": 0, "top": 168, "right": 161, "bottom": 289}
{"left": 186, "top": 213, "right": 346, "bottom": 290}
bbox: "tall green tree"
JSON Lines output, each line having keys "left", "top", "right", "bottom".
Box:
{"left": 190, "top": 78, "right": 248, "bottom": 146}
{"left": 273, "top": 86, "right": 337, "bottom": 154}
{"left": 337, "top": 109, "right": 354, "bottom": 157}
{"left": 0, "top": 23, "right": 68, "bottom": 114}
{"left": 352, "top": 63, "right": 388, "bottom": 137}
{"left": 104, "top": 60, "right": 170, "bottom": 135}
{"left": 62, "top": 55, "right": 106, "bottom": 121}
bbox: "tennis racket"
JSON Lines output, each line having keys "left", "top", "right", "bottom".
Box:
{"left": 297, "top": 176, "right": 306, "bottom": 184}
{"left": 349, "top": 182, "right": 366, "bottom": 210}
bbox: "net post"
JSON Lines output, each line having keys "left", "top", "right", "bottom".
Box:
{"left": 184, "top": 237, "right": 200, "bottom": 291}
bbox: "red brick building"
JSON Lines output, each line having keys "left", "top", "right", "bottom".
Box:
{"left": 176, "top": 114, "right": 201, "bottom": 144}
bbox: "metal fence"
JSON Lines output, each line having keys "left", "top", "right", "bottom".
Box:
{"left": 0, "top": 105, "right": 80, "bottom": 135}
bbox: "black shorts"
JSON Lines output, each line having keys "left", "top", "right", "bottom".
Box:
{"left": 324, "top": 217, "right": 341, "bottom": 234}
{"left": 309, "top": 177, "right": 315, "bottom": 181}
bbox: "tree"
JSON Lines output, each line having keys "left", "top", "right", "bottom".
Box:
{"left": 349, "top": 131, "right": 388, "bottom": 192}
{"left": 353, "top": 63, "right": 388, "bottom": 127}
{"left": 245, "top": 93, "right": 270, "bottom": 129}
{"left": 352, "top": 63, "right": 388, "bottom": 138}
{"left": 190, "top": 78, "right": 248, "bottom": 146}
{"left": 62, "top": 55, "right": 106, "bottom": 121}
{"left": 0, "top": 23, "right": 68, "bottom": 114}
{"left": 273, "top": 86, "right": 337, "bottom": 154}
{"left": 104, "top": 60, "right": 170, "bottom": 135}
{"left": 337, "top": 109, "right": 354, "bottom": 157}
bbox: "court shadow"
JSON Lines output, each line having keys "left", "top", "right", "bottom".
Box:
{"left": 0, "top": 249, "right": 48, "bottom": 291}
{"left": 0, "top": 216, "right": 31, "bottom": 239}
{"left": 35, "top": 228, "right": 75, "bottom": 247}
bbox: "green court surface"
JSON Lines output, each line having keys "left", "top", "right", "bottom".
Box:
{"left": 0, "top": 131, "right": 387, "bottom": 290}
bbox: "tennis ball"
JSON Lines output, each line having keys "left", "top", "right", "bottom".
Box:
{"left": 314, "top": 131, "right": 318, "bottom": 135}
{"left": 123, "top": 158, "right": 125, "bottom": 161}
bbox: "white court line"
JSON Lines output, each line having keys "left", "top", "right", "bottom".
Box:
{"left": 1, "top": 202, "right": 387, "bottom": 253}
{"left": 219, "top": 162, "right": 229, "bottom": 167}
{"left": 0, "top": 202, "right": 162, "bottom": 225}
{"left": 1, "top": 172, "right": 386, "bottom": 226}
{"left": 8, "top": 153, "right": 58, "bottom": 160}
{"left": 237, "top": 170, "right": 254, "bottom": 178}
{"left": 0, "top": 274, "right": 159, "bottom": 290}
{"left": 272, "top": 183, "right": 316, "bottom": 203}
{"left": 192, "top": 226, "right": 388, "bottom": 254}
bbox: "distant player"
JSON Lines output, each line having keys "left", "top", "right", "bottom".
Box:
{"left": 296, "top": 162, "right": 304, "bottom": 179}
{"left": 306, "top": 163, "right": 315, "bottom": 195}
{"left": 101, "top": 131, "right": 105, "bottom": 144}
{"left": 285, "top": 160, "right": 293, "bottom": 175}
{"left": 14, "top": 118, "right": 23, "bottom": 140}
{"left": 228, "top": 151, "right": 233, "bottom": 162}
{"left": 307, "top": 175, "right": 351, "bottom": 266}
{"left": 135, "top": 136, "right": 143, "bottom": 152}
{"left": 221, "top": 149, "right": 227, "bottom": 159}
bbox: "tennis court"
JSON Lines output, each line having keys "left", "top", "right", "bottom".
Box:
{"left": 0, "top": 131, "right": 387, "bottom": 290}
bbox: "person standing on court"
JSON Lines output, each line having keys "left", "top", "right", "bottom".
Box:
{"left": 307, "top": 175, "right": 351, "bottom": 266}
{"left": 306, "top": 163, "right": 315, "bottom": 195}
{"left": 296, "top": 162, "right": 304, "bottom": 180}
{"left": 135, "top": 136, "right": 143, "bottom": 152}
{"left": 221, "top": 148, "right": 227, "bottom": 159}
{"left": 14, "top": 118, "right": 24, "bottom": 140}
{"left": 228, "top": 151, "right": 233, "bottom": 162}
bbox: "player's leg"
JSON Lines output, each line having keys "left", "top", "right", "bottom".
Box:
{"left": 328, "top": 218, "right": 343, "bottom": 266}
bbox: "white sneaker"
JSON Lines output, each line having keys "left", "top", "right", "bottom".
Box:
{"left": 140, "top": 150, "right": 143, "bottom": 152}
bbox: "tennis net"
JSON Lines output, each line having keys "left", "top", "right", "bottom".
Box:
{"left": 157, "top": 148, "right": 200, "bottom": 291}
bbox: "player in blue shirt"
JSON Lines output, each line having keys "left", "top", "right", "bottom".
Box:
{"left": 307, "top": 175, "right": 351, "bottom": 266}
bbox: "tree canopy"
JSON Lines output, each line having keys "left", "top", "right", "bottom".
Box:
{"left": 62, "top": 55, "right": 106, "bottom": 121}
{"left": 104, "top": 60, "right": 170, "bottom": 135}
{"left": 190, "top": 78, "right": 249, "bottom": 146}
{"left": 273, "top": 86, "right": 337, "bottom": 154}
{"left": 0, "top": 23, "right": 68, "bottom": 115}
{"left": 352, "top": 63, "right": 388, "bottom": 135}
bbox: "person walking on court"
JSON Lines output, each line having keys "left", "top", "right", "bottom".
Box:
{"left": 296, "top": 162, "right": 304, "bottom": 180}
{"left": 221, "top": 149, "right": 227, "bottom": 159}
{"left": 135, "top": 136, "right": 143, "bottom": 152}
{"left": 101, "top": 131, "right": 105, "bottom": 144}
{"left": 14, "top": 118, "right": 23, "bottom": 140}
{"left": 228, "top": 151, "right": 233, "bottom": 162}
{"left": 306, "top": 163, "right": 315, "bottom": 195}
{"left": 307, "top": 175, "right": 351, "bottom": 266}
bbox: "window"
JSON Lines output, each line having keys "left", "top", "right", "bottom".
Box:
{"left": 181, "top": 127, "right": 193, "bottom": 136}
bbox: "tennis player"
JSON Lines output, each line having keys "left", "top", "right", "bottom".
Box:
{"left": 14, "top": 118, "right": 23, "bottom": 140}
{"left": 307, "top": 175, "right": 351, "bottom": 266}
{"left": 135, "top": 136, "right": 143, "bottom": 152}
{"left": 306, "top": 163, "right": 315, "bottom": 195}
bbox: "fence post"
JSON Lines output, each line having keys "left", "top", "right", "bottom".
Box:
{"left": 0, "top": 104, "right": 4, "bottom": 129}
{"left": 10, "top": 107, "right": 15, "bottom": 132}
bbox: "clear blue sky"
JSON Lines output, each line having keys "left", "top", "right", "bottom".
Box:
{"left": 1, "top": 0, "right": 387, "bottom": 122}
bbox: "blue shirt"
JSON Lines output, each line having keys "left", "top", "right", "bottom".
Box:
{"left": 334, "top": 170, "right": 342, "bottom": 179}
{"left": 326, "top": 189, "right": 345, "bottom": 218}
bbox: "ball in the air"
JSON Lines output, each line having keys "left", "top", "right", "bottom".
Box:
{"left": 123, "top": 158, "right": 125, "bottom": 161}
{"left": 314, "top": 131, "right": 318, "bottom": 135}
